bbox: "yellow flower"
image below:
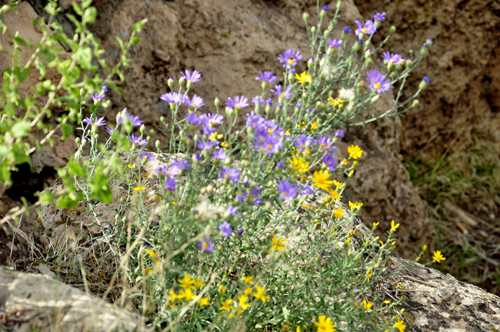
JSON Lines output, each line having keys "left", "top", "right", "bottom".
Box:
{"left": 373, "top": 222, "right": 380, "bottom": 227}
{"left": 253, "top": 285, "right": 270, "bottom": 303}
{"left": 297, "top": 121, "right": 307, "bottom": 128}
{"left": 125, "top": 163, "right": 135, "bottom": 169}
{"left": 178, "top": 274, "right": 195, "bottom": 290}
{"left": 145, "top": 249, "right": 157, "bottom": 257}
{"left": 349, "top": 229, "right": 355, "bottom": 236}
{"left": 288, "top": 155, "right": 310, "bottom": 175}
{"left": 209, "top": 131, "right": 221, "bottom": 141}
{"left": 193, "top": 278, "right": 205, "bottom": 288}
{"left": 198, "top": 296, "right": 209, "bottom": 306}
{"left": 314, "top": 315, "right": 336, "bottom": 332}
{"left": 390, "top": 220, "right": 400, "bottom": 232}
{"left": 219, "top": 299, "right": 234, "bottom": 311}
{"left": 295, "top": 71, "right": 312, "bottom": 84}
{"left": 362, "top": 299, "right": 373, "bottom": 311}
{"left": 168, "top": 289, "right": 182, "bottom": 302}
{"left": 328, "top": 97, "right": 344, "bottom": 108}
{"left": 221, "top": 141, "right": 229, "bottom": 147}
{"left": 179, "top": 288, "right": 196, "bottom": 301}
{"left": 296, "top": 326, "right": 301, "bottom": 332}
{"left": 219, "top": 284, "right": 226, "bottom": 294}
{"left": 333, "top": 206, "right": 344, "bottom": 219}
{"left": 342, "top": 158, "right": 348, "bottom": 166}
{"left": 144, "top": 268, "right": 152, "bottom": 274}
{"left": 244, "top": 287, "right": 252, "bottom": 295}
{"left": 394, "top": 317, "right": 406, "bottom": 332}
{"left": 423, "top": 244, "right": 428, "bottom": 251}
{"left": 134, "top": 186, "right": 146, "bottom": 192}
{"left": 384, "top": 300, "right": 391, "bottom": 304}
{"left": 345, "top": 237, "right": 352, "bottom": 246}
{"left": 238, "top": 295, "right": 250, "bottom": 310}
{"left": 348, "top": 145, "right": 363, "bottom": 159}
{"left": 349, "top": 201, "right": 363, "bottom": 210}
{"left": 271, "top": 234, "right": 288, "bottom": 251}
{"left": 433, "top": 250, "right": 446, "bottom": 264}
{"left": 366, "top": 270, "right": 373, "bottom": 280}
{"left": 311, "top": 170, "right": 334, "bottom": 191}
{"left": 332, "top": 180, "right": 344, "bottom": 189}
{"left": 311, "top": 122, "right": 318, "bottom": 131}
{"left": 242, "top": 275, "right": 254, "bottom": 284}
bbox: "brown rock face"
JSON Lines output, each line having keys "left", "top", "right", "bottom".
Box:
{"left": 353, "top": 0, "right": 500, "bottom": 161}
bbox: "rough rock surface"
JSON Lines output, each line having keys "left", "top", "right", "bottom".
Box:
{"left": 353, "top": 0, "right": 500, "bottom": 161}
{"left": 0, "top": 266, "right": 150, "bottom": 332}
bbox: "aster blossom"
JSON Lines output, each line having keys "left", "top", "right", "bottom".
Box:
{"left": 328, "top": 38, "right": 343, "bottom": 49}
{"left": 197, "top": 236, "right": 214, "bottom": 253}
{"left": 91, "top": 86, "right": 107, "bottom": 103}
{"left": 255, "top": 70, "right": 278, "bottom": 84}
{"left": 277, "top": 179, "right": 297, "bottom": 201}
{"left": 160, "top": 92, "right": 184, "bottom": 105}
{"left": 128, "top": 134, "right": 147, "bottom": 146}
{"left": 83, "top": 116, "right": 106, "bottom": 128}
{"left": 117, "top": 109, "right": 144, "bottom": 127}
{"left": 200, "top": 113, "right": 224, "bottom": 127}
{"left": 219, "top": 166, "right": 241, "bottom": 183}
{"left": 184, "top": 94, "right": 205, "bottom": 109}
{"left": 270, "top": 84, "right": 293, "bottom": 100}
{"left": 180, "top": 69, "right": 201, "bottom": 84}
{"left": 373, "top": 10, "right": 386, "bottom": 22}
{"left": 367, "top": 69, "right": 391, "bottom": 94}
{"left": 277, "top": 48, "right": 302, "bottom": 68}
{"left": 354, "top": 19, "right": 376, "bottom": 36}
{"left": 185, "top": 113, "right": 201, "bottom": 126}
{"left": 381, "top": 51, "right": 403, "bottom": 65}
{"left": 218, "top": 221, "right": 233, "bottom": 237}
{"left": 226, "top": 95, "right": 249, "bottom": 110}
{"left": 165, "top": 177, "right": 177, "bottom": 191}
{"left": 342, "top": 26, "right": 352, "bottom": 33}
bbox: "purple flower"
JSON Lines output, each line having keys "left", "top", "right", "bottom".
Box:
{"left": 218, "top": 221, "right": 233, "bottom": 237}
{"left": 252, "top": 96, "right": 265, "bottom": 105}
{"left": 423, "top": 42, "right": 429, "bottom": 48}
{"left": 105, "top": 126, "right": 118, "bottom": 135}
{"left": 219, "top": 167, "right": 241, "bottom": 183}
{"left": 423, "top": 76, "right": 431, "bottom": 83}
{"left": 342, "top": 26, "right": 352, "bottom": 34}
{"left": 381, "top": 51, "right": 403, "bottom": 65}
{"left": 171, "top": 159, "right": 189, "bottom": 171}
{"left": 294, "top": 134, "right": 315, "bottom": 153}
{"left": 237, "top": 228, "right": 244, "bottom": 236}
{"left": 140, "top": 152, "right": 156, "bottom": 161}
{"left": 357, "top": 39, "right": 364, "bottom": 44}
{"left": 117, "top": 109, "right": 144, "bottom": 127}
{"left": 155, "top": 165, "right": 180, "bottom": 178}
{"left": 165, "top": 177, "right": 177, "bottom": 191}
{"left": 374, "top": 10, "right": 386, "bottom": 22}
{"left": 334, "top": 129, "right": 344, "bottom": 138}
{"left": 227, "top": 205, "right": 239, "bottom": 216}
{"left": 197, "top": 236, "right": 215, "bottom": 253}
{"left": 322, "top": 5, "right": 330, "bottom": 11}
{"left": 367, "top": 69, "right": 391, "bottom": 94}
{"left": 186, "top": 113, "right": 202, "bottom": 126}
{"left": 322, "top": 153, "right": 338, "bottom": 171}
{"left": 298, "top": 183, "right": 316, "bottom": 196}
{"left": 276, "top": 161, "right": 284, "bottom": 169}
{"left": 328, "top": 38, "right": 343, "bottom": 49}
{"left": 160, "top": 92, "right": 184, "bottom": 105}
{"left": 317, "top": 136, "right": 335, "bottom": 151}
{"left": 197, "top": 138, "right": 218, "bottom": 152}
{"left": 296, "top": 102, "right": 303, "bottom": 108}
{"left": 255, "top": 71, "right": 278, "bottom": 84}
{"left": 226, "top": 96, "right": 249, "bottom": 110}
{"left": 83, "top": 116, "right": 106, "bottom": 127}
{"left": 212, "top": 148, "right": 227, "bottom": 162}
{"left": 278, "top": 48, "right": 303, "bottom": 68}
{"left": 245, "top": 111, "right": 266, "bottom": 129}
{"left": 277, "top": 179, "right": 297, "bottom": 201}
{"left": 266, "top": 97, "right": 274, "bottom": 106}
{"left": 200, "top": 113, "right": 224, "bottom": 127}
{"left": 354, "top": 20, "right": 376, "bottom": 36}
{"left": 271, "top": 84, "right": 293, "bottom": 100}
{"left": 91, "top": 86, "right": 107, "bottom": 103}
{"left": 180, "top": 69, "right": 201, "bottom": 84}
{"left": 249, "top": 187, "right": 262, "bottom": 205}
{"left": 128, "top": 134, "right": 147, "bottom": 146}
{"left": 184, "top": 94, "right": 205, "bottom": 109}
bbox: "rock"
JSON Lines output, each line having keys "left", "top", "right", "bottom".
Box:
{"left": 0, "top": 266, "right": 150, "bottom": 332}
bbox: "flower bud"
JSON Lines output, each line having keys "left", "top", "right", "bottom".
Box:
{"left": 320, "top": 9, "right": 327, "bottom": 18}
{"left": 167, "top": 76, "right": 174, "bottom": 89}
{"left": 389, "top": 26, "right": 396, "bottom": 35}
{"left": 307, "top": 57, "right": 314, "bottom": 68}
{"left": 261, "top": 81, "right": 269, "bottom": 90}
{"left": 179, "top": 76, "right": 185, "bottom": 86}
{"left": 396, "top": 64, "right": 403, "bottom": 71}
{"left": 140, "top": 124, "right": 146, "bottom": 135}
{"left": 352, "top": 42, "right": 361, "bottom": 52}
{"left": 206, "top": 184, "right": 213, "bottom": 193}
{"left": 374, "top": 20, "right": 381, "bottom": 28}
{"left": 326, "top": 47, "right": 333, "bottom": 56}
{"left": 186, "top": 81, "right": 192, "bottom": 90}
{"left": 265, "top": 201, "right": 273, "bottom": 210}
{"left": 155, "top": 140, "right": 161, "bottom": 149}
{"left": 364, "top": 49, "right": 372, "bottom": 58}
{"left": 405, "top": 59, "right": 413, "bottom": 69}
{"left": 235, "top": 108, "right": 241, "bottom": 116}
{"left": 226, "top": 107, "right": 234, "bottom": 117}
{"left": 426, "top": 37, "right": 433, "bottom": 47}
{"left": 323, "top": 29, "right": 330, "bottom": 38}
{"left": 319, "top": 57, "right": 326, "bottom": 67}
{"left": 310, "top": 26, "right": 316, "bottom": 35}
{"left": 214, "top": 97, "right": 220, "bottom": 108}
{"left": 387, "top": 62, "right": 395, "bottom": 71}
{"left": 224, "top": 157, "right": 231, "bottom": 165}
{"left": 160, "top": 116, "right": 165, "bottom": 123}
{"left": 370, "top": 94, "right": 379, "bottom": 104}
{"left": 265, "top": 105, "right": 271, "bottom": 115}
{"left": 412, "top": 99, "right": 420, "bottom": 107}
{"left": 390, "top": 71, "right": 398, "bottom": 80}
{"left": 336, "top": 0, "right": 342, "bottom": 9}
{"left": 303, "top": 12, "right": 310, "bottom": 23}
{"left": 419, "top": 76, "right": 430, "bottom": 90}
{"left": 330, "top": 20, "right": 337, "bottom": 28}
{"left": 420, "top": 46, "right": 428, "bottom": 56}
{"left": 287, "top": 72, "right": 294, "bottom": 82}
{"left": 365, "top": 58, "right": 373, "bottom": 66}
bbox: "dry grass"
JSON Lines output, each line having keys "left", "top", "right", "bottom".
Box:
{"left": 405, "top": 134, "right": 500, "bottom": 294}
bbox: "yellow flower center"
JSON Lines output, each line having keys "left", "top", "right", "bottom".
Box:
{"left": 202, "top": 242, "right": 209, "bottom": 249}
{"left": 374, "top": 83, "right": 381, "bottom": 90}
{"left": 362, "top": 28, "right": 367, "bottom": 33}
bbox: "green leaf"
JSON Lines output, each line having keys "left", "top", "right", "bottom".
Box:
{"left": 132, "top": 19, "right": 148, "bottom": 33}
{"left": 44, "top": 2, "right": 58, "bottom": 16}
{"left": 11, "top": 34, "right": 32, "bottom": 46}
{"left": 89, "top": 173, "right": 113, "bottom": 204}
{"left": 40, "top": 190, "right": 55, "bottom": 205}
{"left": 12, "top": 145, "right": 31, "bottom": 166}
{"left": 56, "top": 191, "right": 83, "bottom": 209}
{"left": 82, "top": 0, "right": 93, "bottom": 8}
{"left": 11, "top": 121, "right": 31, "bottom": 138}
{"left": 72, "top": 46, "right": 92, "bottom": 70}
{"left": 67, "top": 161, "right": 85, "bottom": 177}
{"left": 72, "top": 2, "right": 83, "bottom": 16}
{"left": 83, "top": 7, "right": 97, "bottom": 24}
